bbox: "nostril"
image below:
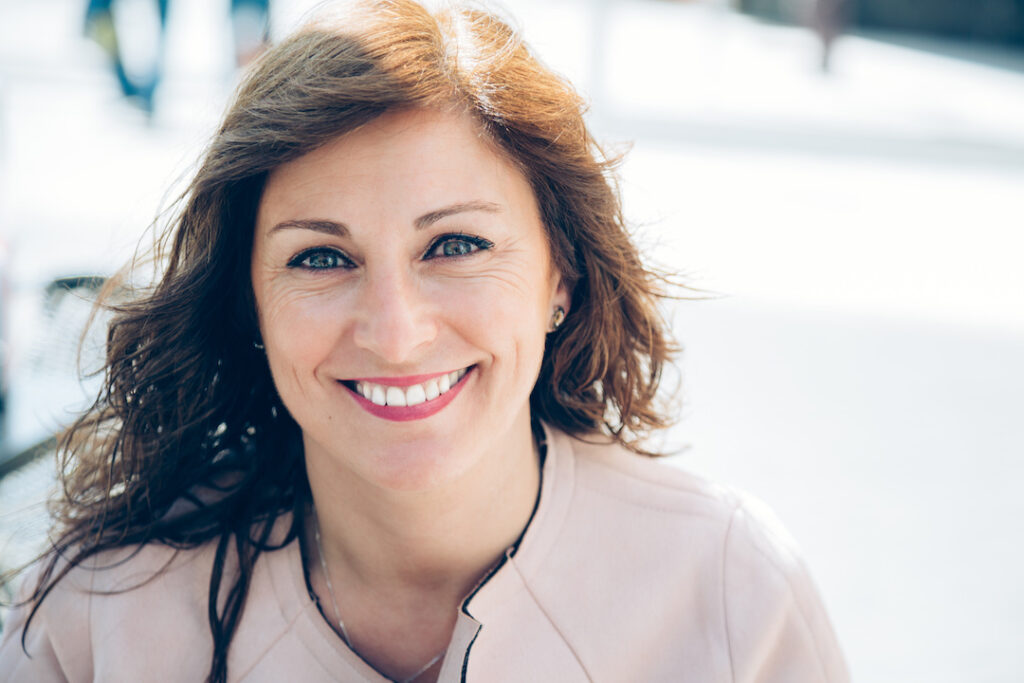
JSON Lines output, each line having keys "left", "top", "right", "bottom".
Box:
{"left": 351, "top": 293, "right": 439, "bottom": 362}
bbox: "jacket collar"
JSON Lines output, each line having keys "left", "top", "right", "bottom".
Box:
{"left": 451, "top": 424, "right": 589, "bottom": 680}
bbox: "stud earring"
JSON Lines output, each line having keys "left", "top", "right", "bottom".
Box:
{"left": 253, "top": 340, "right": 265, "bottom": 351}
{"left": 549, "top": 306, "right": 566, "bottom": 332}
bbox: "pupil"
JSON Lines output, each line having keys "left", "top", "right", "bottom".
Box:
{"left": 310, "top": 253, "right": 335, "bottom": 268}
{"left": 444, "top": 241, "right": 470, "bottom": 256}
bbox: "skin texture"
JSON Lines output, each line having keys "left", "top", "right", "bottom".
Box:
{"left": 250, "top": 107, "right": 569, "bottom": 681}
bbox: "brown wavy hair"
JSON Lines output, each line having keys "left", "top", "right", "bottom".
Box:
{"left": 14, "top": 1, "right": 678, "bottom": 680}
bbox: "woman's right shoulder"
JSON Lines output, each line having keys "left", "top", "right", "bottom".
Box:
{"left": 0, "top": 541, "right": 218, "bottom": 682}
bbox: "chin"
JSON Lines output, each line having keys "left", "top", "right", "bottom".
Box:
{"left": 359, "top": 436, "right": 480, "bottom": 493}
{"left": 299, "top": 424, "right": 450, "bottom": 493}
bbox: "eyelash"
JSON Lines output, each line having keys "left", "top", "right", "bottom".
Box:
{"left": 423, "top": 233, "right": 494, "bottom": 260}
{"left": 287, "top": 248, "right": 355, "bottom": 270}
{"left": 286, "top": 233, "right": 494, "bottom": 271}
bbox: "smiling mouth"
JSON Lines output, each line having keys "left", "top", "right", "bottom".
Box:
{"left": 340, "top": 367, "right": 471, "bottom": 407}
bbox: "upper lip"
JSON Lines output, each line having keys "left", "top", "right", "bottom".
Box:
{"left": 342, "top": 368, "right": 469, "bottom": 387}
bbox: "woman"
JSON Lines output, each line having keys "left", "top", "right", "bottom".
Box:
{"left": 0, "top": 1, "right": 848, "bottom": 681}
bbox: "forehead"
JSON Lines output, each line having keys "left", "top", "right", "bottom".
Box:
{"left": 257, "top": 108, "right": 537, "bottom": 228}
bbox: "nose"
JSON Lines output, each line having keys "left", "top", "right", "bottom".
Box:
{"left": 351, "top": 268, "right": 438, "bottom": 364}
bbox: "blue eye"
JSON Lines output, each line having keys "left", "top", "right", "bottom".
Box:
{"left": 425, "top": 234, "right": 494, "bottom": 260}
{"left": 288, "top": 248, "right": 353, "bottom": 270}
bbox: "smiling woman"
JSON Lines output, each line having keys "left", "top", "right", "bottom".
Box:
{"left": 0, "top": 1, "right": 847, "bottom": 682}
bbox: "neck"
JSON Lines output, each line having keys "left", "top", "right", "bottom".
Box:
{"left": 306, "top": 414, "right": 541, "bottom": 600}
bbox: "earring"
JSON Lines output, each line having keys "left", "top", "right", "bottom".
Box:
{"left": 549, "top": 306, "right": 566, "bottom": 332}
{"left": 253, "top": 340, "right": 265, "bottom": 350}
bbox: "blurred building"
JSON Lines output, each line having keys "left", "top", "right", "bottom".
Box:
{"left": 740, "top": 0, "right": 1024, "bottom": 45}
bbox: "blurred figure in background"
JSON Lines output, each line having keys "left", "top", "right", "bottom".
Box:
{"left": 812, "top": 0, "right": 854, "bottom": 71}
{"left": 85, "top": 0, "right": 271, "bottom": 116}
{"left": 84, "top": 0, "right": 169, "bottom": 115}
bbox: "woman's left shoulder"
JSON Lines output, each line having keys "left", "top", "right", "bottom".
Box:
{"left": 564, "top": 436, "right": 819, "bottom": 585}
{"left": 561, "top": 432, "right": 825, "bottom": 598}
{"left": 561, "top": 432, "right": 750, "bottom": 522}
{"left": 547, "top": 432, "right": 850, "bottom": 681}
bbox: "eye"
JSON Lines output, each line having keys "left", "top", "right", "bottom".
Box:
{"left": 424, "top": 234, "right": 494, "bottom": 260}
{"left": 287, "top": 247, "right": 354, "bottom": 270}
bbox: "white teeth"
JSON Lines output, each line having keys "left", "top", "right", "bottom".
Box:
{"left": 354, "top": 367, "right": 471, "bottom": 407}
{"left": 424, "top": 379, "right": 440, "bottom": 401}
{"left": 405, "top": 384, "right": 427, "bottom": 406}
{"left": 385, "top": 386, "right": 406, "bottom": 407}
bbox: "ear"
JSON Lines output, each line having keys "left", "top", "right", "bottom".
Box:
{"left": 551, "top": 278, "right": 570, "bottom": 315}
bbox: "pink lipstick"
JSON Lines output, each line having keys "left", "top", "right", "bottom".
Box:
{"left": 341, "top": 367, "right": 473, "bottom": 422}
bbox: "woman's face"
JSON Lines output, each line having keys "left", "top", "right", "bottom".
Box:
{"left": 251, "top": 108, "right": 568, "bottom": 491}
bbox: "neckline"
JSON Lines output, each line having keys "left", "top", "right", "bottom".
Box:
{"left": 457, "top": 423, "right": 576, "bottom": 617}
{"left": 267, "top": 423, "right": 577, "bottom": 680}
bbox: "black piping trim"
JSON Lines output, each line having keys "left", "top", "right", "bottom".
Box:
{"left": 299, "top": 422, "right": 550, "bottom": 682}
{"left": 458, "top": 424, "right": 548, "bottom": 680}
{"left": 297, "top": 504, "right": 393, "bottom": 680}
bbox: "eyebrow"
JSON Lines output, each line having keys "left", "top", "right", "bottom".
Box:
{"left": 267, "top": 201, "right": 502, "bottom": 237}
{"left": 268, "top": 218, "right": 348, "bottom": 237}
{"left": 413, "top": 201, "right": 503, "bottom": 230}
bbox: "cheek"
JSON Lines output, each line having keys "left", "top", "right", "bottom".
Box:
{"left": 258, "top": 286, "right": 345, "bottom": 373}
{"left": 433, "top": 274, "right": 551, "bottom": 366}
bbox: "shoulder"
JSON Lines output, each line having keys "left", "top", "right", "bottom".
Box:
{"left": 566, "top": 434, "right": 813, "bottom": 569}
{"left": 541, "top": 430, "right": 849, "bottom": 681}
{"left": 558, "top": 433, "right": 821, "bottom": 593}
{"left": 0, "top": 541, "right": 218, "bottom": 682}
{"left": 554, "top": 432, "right": 809, "bottom": 586}
{"left": 558, "top": 429, "right": 746, "bottom": 525}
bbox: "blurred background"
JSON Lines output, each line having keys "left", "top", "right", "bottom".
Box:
{"left": 0, "top": 0, "right": 1022, "bottom": 680}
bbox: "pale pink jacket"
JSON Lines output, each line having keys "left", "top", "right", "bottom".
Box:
{"left": 1, "top": 427, "right": 849, "bottom": 681}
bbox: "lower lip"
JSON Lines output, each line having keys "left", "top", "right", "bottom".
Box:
{"left": 343, "top": 369, "right": 472, "bottom": 422}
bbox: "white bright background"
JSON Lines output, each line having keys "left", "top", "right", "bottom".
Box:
{"left": 1, "top": 1, "right": 1022, "bottom": 681}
